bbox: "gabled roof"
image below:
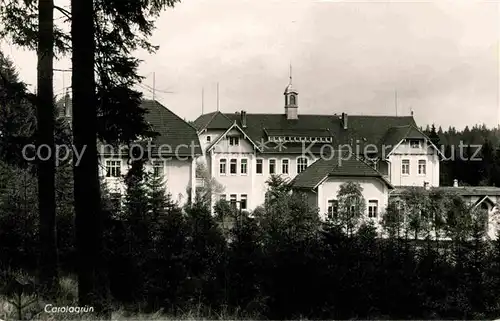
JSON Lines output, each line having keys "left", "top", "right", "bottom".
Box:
{"left": 473, "top": 195, "right": 497, "bottom": 208}
{"left": 378, "top": 124, "right": 443, "bottom": 159}
{"left": 380, "top": 125, "right": 425, "bottom": 149}
{"left": 57, "top": 97, "right": 201, "bottom": 157}
{"left": 193, "top": 112, "right": 417, "bottom": 155}
{"left": 142, "top": 100, "right": 202, "bottom": 156}
{"left": 290, "top": 151, "right": 393, "bottom": 190}
{"left": 193, "top": 111, "right": 233, "bottom": 132}
{"left": 206, "top": 121, "right": 262, "bottom": 152}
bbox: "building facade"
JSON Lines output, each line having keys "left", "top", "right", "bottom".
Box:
{"left": 57, "top": 96, "right": 202, "bottom": 207}
{"left": 193, "top": 76, "right": 441, "bottom": 219}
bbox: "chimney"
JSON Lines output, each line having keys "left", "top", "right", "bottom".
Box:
{"left": 341, "top": 113, "right": 348, "bottom": 130}
{"left": 424, "top": 181, "right": 430, "bottom": 190}
{"left": 453, "top": 179, "right": 458, "bottom": 187}
{"left": 241, "top": 110, "right": 247, "bottom": 128}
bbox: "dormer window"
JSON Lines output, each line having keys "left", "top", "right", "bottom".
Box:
{"left": 229, "top": 136, "right": 240, "bottom": 146}
{"left": 409, "top": 139, "right": 421, "bottom": 148}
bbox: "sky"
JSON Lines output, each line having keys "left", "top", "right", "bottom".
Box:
{"left": 1, "top": 0, "right": 499, "bottom": 130}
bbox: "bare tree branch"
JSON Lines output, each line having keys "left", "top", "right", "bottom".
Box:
{"left": 53, "top": 5, "right": 71, "bottom": 20}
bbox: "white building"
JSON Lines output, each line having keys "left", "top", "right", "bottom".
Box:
{"left": 192, "top": 75, "right": 442, "bottom": 219}
{"left": 391, "top": 183, "right": 500, "bottom": 239}
{"left": 57, "top": 96, "right": 202, "bottom": 208}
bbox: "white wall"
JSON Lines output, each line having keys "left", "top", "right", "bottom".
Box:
{"left": 463, "top": 195, "right": 500, "bottom": 240}
{"left": 100, "top": 156, "right": 194, "bottom": 207}
{"left": 317, "top": 176, "right": 390, "bottom": 222}
{"left": 388, "top": 140, "right": 440, "bottom": 187}
{"left": 198, "top": 129, "right": 228, "bottom": 155}
{"left": 388, "top": 192, "right": 500, "bottom": 240}
{"left": 200, "top": 127, "right": 319, "bottom": 211}
{"left": 208, "top": 150, "right": 316, "bottom": 211}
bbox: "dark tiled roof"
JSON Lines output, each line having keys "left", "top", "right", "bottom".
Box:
{"left": 193, "top": 111, "right": 233, "bottom": 131}
{"left": 391, "top": 186, "right": 500, "bottom": 197}
{"left": 57, "top": 97, "right": 201, "bottom": 157}
{"left": 193, "top": 111, "right": 417, "bottom": 154}
{"left": 141, "top": 100, "right": 202, "bottom": 156}
{"left": 291, "top": 151, "right": 393, "bottom": 190}
{"left": 377, "top": 124, "right": 429, "bottom": 158}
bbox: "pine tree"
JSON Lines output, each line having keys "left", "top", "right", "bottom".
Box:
{"left": 147, "top": 170, "right": 176, "bottom": 239}
{"left": 121, "top": 159, "right": 151, "bottom": 301}
{"left": 124, "top": 159, "right": 150, "bottom": 246}
{"left": 429, "top": 124, "right": 440, "bottom": 147}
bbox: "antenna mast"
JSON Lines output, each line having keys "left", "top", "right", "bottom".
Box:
{"left": 395, "top": 90, "right": 398, "bottom": 116}
{"left": 202, "top": 87, "right": 204, "bottom": 114}
{"left": 152, "top": 72, "right": 156, "bottom": 100}
{"left": 217, "top": 82, "right": 220, "bottom": 111}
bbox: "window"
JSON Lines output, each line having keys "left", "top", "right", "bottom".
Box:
{"left": 110, "top": 193, "right": 121, "bottom": 210}
{"left": 327, "top": 200, "right": 338, "bottom": 219}
{"left": 152, "top": 160, "right": 164, "bottom": 177}
{"left": 240, "top": 159, "right": 248, "bottom": 175}
{"left": 282, "top": 159, "right": 289, "bottom": 174}
{"left": 368, "top": 200, "right": 378, "bottom": 218}
{"left": 418, "top": 160, "right": 426, "bottom": 175}
{"left": 402, "top": 159, "right": 410, "bottom": 175}
{"left": 297, "top": 157, "right": 308, "bottom": 174}
{"left": 230, "top": 194, "right": 237, "bottom": 208}
{"left": 290, "top": 94, "right": 296, "bottom": 105}
{"left": 230, "top": 159, "right": 237, "bottom": 174}
{"left": 269, "top": 159, "right": 276, "bottom": 174}
{"left": 240, "top": 194, "right": 247, "bottom": 210}
{"left": 219, "top": 194, "right": 226, "bottom": 201}
{"left": 106, "top": 160, "right": 121, "bottom": 178}
{"left": 206, "top": 136, "right": 211, "bottom": 143}
{"left": 229, "top": 136, "right": 240, "bottom": 146}
{"left": 409, "top": 139, "right": 421, "bottom": 148}
{"left": 256, "top": 159, "right": 263, "bottom": 174}
{"left": 219, "top": 159, "right": 227, "bottom": 175}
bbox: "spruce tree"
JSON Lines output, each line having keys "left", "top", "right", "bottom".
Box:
{"left": 147, "top": 169, "right": 176, "bottom": 240}
{"left": 429, "top": 124, "right": 440, "bottom": 147}
{"left": 122, "top": 158, "right": 151, "bottom": 300}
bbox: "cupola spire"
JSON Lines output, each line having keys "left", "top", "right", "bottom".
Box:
{"left": 284, "top": 64, "right": 298, "bottom": 120}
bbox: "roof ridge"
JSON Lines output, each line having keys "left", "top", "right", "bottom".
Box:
{"left": 220, "top": 112, "right": 413, "bottom": 117}
{"left": 203, "top": 111, "right": 233, "bottom": 131}
{"left": 219, "top": 111, "right": 233, "bottom": 122}
{"left": 199, "top": 111, "right": 223, "bottom": 132}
